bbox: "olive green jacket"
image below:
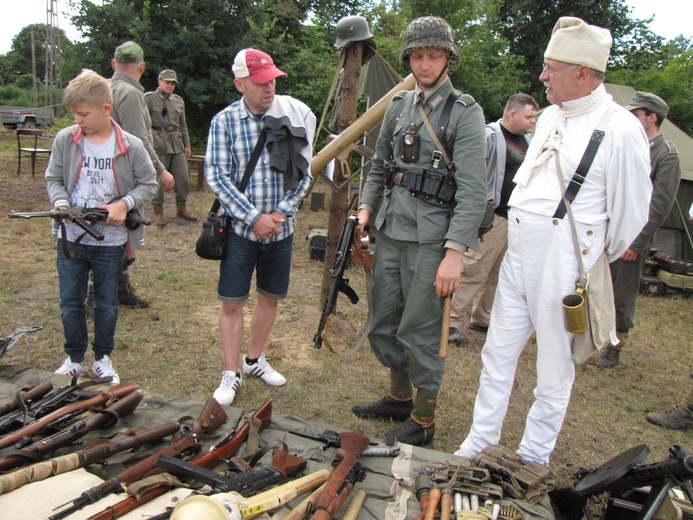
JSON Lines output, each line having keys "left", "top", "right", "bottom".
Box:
{"left": 361, "top": 78, "right": 487, "bottom": 250}
{"left": 144, "top": 88, "right": 190, "bottom": 155}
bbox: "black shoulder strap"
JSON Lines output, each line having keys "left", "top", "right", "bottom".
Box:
{"left": 211, "top": 128, "right": 268, "bottom": 215}
{"left": 436, "top": 91, "right": 460, "bottom": 144}
{"left": 552, "top": 128, "right": 605, "bottom": 219}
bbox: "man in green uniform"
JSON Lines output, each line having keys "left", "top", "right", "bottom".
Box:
{"left": 596, "top": 91, "right": 681, "bottom": 368}
{"left": 145, "top": 69, "right": 197, "bottom": 226}
{"left": 352, "top": 16, "right": 487, "bottom": 446}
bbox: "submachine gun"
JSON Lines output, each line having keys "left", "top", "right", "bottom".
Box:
{"left": 9, "top": 207, "right": 150, "bottom": 258}
{"left": 553, "top": 444, "right": 693, "bottom": 520}
{"left": 313, "top": 215, "right": 360, "bottom": 349}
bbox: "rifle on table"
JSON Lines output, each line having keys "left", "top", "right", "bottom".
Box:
{"left": 47, "top": 396, "right": 228, "bottom": 520}
{"left": 154, "top": 443, "right": 307, "bottom": 513}
{"left": 0, "top": 381, "right": 54, "bottom": 418}
{"left": 9, "top": 207, "right": 151, "bottom": 258}
{"left": 0, "top": 389, "right": 144, "bottom": 472}
{"left": 0, "top": 378, "right": 97, "bottom": 434}
{"left": 0, "top": 382, "right": 140, "bottom": 450}
{"left": 307, "top": 431, "right": 370, "bottom": 520}
{"left": 288, "top": 429, "right": 400, "bottom": 457}
{"left": 83, "top": 399, "right": 273, "bottom": 520}
{"left": 0, "top": 420, "right": 182, "bottom": 495}
{"left": 313, "top": 215, "right": 360, "bottom": 349}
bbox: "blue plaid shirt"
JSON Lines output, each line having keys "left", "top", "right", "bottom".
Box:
{"left": 204, "top": 96, "right": 313, "bottom": 242}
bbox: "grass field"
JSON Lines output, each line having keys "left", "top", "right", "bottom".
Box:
{"left": 1, "top": 125, "right": 692, "bottom": 489}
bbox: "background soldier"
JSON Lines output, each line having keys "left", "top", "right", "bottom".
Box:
{"left": 145, "top": 69, "right": 196, "bottom": 226}
{"left": 596, "top": 91, "right": 682, "bottom": 368}
{"left": 109, "top": 41, "right": 174, "bottom": 308}
{"left": 352, "top": 16, "right": 487, "bottom": 446}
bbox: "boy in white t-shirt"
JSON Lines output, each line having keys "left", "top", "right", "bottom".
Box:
{"left": 46, "top": 70, "right": 157, "bottom": 383}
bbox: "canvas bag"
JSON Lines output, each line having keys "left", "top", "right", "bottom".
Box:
{"left": 195, "top": 129, "right": 267, "bottom": 260}
{"left": 552, "top": 103, "right": 618, "bottom": 364}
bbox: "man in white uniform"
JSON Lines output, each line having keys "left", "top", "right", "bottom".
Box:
{"left": 454, "top": 17, "right": 652, "bottom": 465}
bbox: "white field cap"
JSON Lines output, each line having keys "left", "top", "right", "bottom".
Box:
{"left": 544, "top": 16, "right": 612, "bottom": 72}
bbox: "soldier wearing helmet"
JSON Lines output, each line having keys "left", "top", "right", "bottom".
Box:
{"left": 352, "top": 16, "right": 487, "bottom": 446}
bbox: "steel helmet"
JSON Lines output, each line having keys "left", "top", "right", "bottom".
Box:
{"left": 334, "top": 15, "right": 374, "bottom": 47}
{"left": 170, "top": 495, "right": 239, "bottom": 520}
{"left": 399, "top": 16, "right": 459, "bottom": 68}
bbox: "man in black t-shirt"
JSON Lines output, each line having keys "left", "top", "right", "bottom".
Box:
{"left": 449, "top": 94, "right": 539, "bottom": 344}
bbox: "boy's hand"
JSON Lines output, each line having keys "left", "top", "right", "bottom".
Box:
{"left": 160, "top": 170, "right": 175, "bottom": 192}
{"left": 98, "top": 200, "right": 128, "bottom": 226}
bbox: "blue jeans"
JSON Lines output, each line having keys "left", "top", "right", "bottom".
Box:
{"left": 218, "top": 233, "right": 293, "bottom": 302}
{"left": 57, "top": 240, "right": 125, "bottom": 362}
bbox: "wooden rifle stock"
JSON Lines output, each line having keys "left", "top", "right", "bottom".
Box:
{"left": 0, "top": 389, "right": 144, "bottom": 472}
{"left": 310, "top": 431, "right": 370, "bottom": 520}
{"left": 0, "top": 420, "right": 181, "bottom": 495}
{"left": 84, "top": 399, "right": 271, "bottom": 520}
{"left": 48, "top": 397, "right": 227, "bottom": 520}
{"left": 0, "top": 382, "right": 54, "bottom": 417}
{"left": 0, "top": 382, "right": 139, "bottom": 450}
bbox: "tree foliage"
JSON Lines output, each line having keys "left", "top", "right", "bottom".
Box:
{"left": 0, "top": 0, "right": 690, "bottom": 136}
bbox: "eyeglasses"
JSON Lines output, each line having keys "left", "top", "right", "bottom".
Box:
{"left": 542, "top": 62, "right": 577, "bottom": 75}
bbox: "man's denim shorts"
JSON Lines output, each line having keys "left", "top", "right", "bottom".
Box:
{"left": 217, "top": 232, "right": 294, "bottom": 302}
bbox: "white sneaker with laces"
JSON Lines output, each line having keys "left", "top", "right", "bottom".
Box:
{"left": 93, "top": 356, "right": 120, "bottom": 384}
{"left": 213, "top": 371, "right": 242, "bottom": 406}
{"left": 242, "top": 353, "right": 286, "bottom": 386}
{"left": 55, "top": 357, "right": 85, "bottom": 377}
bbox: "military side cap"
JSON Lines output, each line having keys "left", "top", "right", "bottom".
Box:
{"left": 158, "top": 69, "right": 178, "bottom": 83}
{"left": 114, "top": 41, "right": 144, "bottom": 64}
{"left": 625, "top": 91, "right": 669, "bottom": 120}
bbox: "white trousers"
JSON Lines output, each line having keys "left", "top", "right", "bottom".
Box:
{"left": 455, "top": 208, "right": 605, "bottom": 465}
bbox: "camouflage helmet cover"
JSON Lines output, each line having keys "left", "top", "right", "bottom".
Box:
{"left": 335, "top": 15, "right": 374, "bottom": 47}
{"left": 399, "top": 16, "right": 459, "bottom": 67}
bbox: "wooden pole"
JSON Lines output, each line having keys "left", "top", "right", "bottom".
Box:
{"left": 319, "top": 42, "right": 365, "bottom": 305}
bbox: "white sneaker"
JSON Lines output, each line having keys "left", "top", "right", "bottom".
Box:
{"left": 55, "top": 357, "right": 85, "bottom": 377}
{"left": 93, "top": 356, "right": 120, "bottom": 384}
{"left": 213, "top": 371, "right": 242, "bottom": 406}
{"left": 242, "top": 353, "right": 286, "bottom": 387}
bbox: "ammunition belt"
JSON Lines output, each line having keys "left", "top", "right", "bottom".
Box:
{"left": 387, "top": 167, "right": 456, "bottom": 204}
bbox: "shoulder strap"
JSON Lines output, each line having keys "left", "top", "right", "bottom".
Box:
{"left": 552, "top": 104, "right": 617, "bottom": 219}
{"left": 211, "top": 128, "right": 267, "bottom": 215}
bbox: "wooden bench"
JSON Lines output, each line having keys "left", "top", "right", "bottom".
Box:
{"left": 187, "top": 154, "right": 206, "bottom": 191}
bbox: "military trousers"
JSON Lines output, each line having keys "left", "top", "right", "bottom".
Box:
{"left": 367, "top": 233, "right": 446, "bottom": 397}
{"left": 450, "top": 214, "right": 508, "bottom": 329}
{"left": 609, "top": 253, "right": 647, "bottom": 334}
{"left": 152, "top": 151, "right": 190, "bottom": 211}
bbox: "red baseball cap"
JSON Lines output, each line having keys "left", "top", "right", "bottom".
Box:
{"left": 232, "top": 48, "right": 287, "bottom": 84}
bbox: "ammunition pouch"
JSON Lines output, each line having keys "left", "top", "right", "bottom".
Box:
{"left": 473, "top": 445, "right": 555, "bottom": 505}
{"left": 387, "top": 166, "right": 456, "bottom": 204}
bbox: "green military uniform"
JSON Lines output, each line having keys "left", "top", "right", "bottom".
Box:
{"left": 144, "top": 83, "right": 191, "bottom": 214}
{"left": 610, "top": 133, "right": 681, "bottom": 333}
{"left": 359, "top": 77, "right": 487, "bottom": 418}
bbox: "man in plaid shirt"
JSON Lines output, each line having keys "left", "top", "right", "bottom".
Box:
{"left": 205, "top": 48, "right": 315, "bottom": 406}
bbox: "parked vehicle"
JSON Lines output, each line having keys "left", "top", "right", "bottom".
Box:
{"left": 0, "top": 106, "right": 55, "bottom": 128}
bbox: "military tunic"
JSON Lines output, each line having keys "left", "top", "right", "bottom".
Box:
{"left": 360, "top": 77, "right": 487, "bottom": 398}
{"left": 610, "top": 133, "right": 681, "bottom": 332}
{"left": 144, "top": 88, "right": 192, "bottom": 211}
